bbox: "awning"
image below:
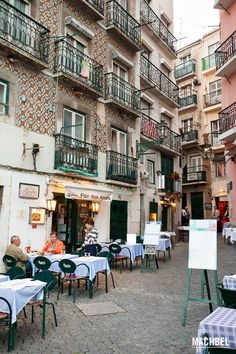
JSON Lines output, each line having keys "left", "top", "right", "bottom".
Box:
{"left": 64, "top": 184, "right": 113, "bottom": 202}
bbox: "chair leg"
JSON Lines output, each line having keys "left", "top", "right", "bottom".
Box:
{"left": 168, "top": 248, "right": 171, "bottom": 259}
{"left": 31, "top": 304, "right": 34, "bottom": 323}
{"left": 23, "top": 307, "right": 27, "bottom": 318}
{"left": 130, "top": 260, "right": 132, "bottom": 272}
{"left": 163, "top": 251, "right": 166, "bottom": 263}
{"left": 49, "top": 303, "right": 58, "bottom": 327}
{"left": 110, "top": 272, "right": 115, "bottom": 288}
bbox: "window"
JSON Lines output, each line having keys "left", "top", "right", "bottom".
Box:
{"left": 141, "top": 99, "right": 152, "bottom": 117}
{"left": 113, "top": 62, "right": 128, "bottom": 81}
{"left": 0, "top": 79, "right": 9, "bottom": 115}
{"left": 9, "top": 0, "right": 29, "bottom": 13}
{"left": 208, "top": 42, "right": 219, "bottom": 55}
{"left": 180, "top": 54, "right": 191, "bottom": 64}
{"left": 111, "top": 128, "right": 127, "bottom": 155}
{"left": 63, "top": 107, "right": 85, "bottom": 141}
{"left": 189, "top": 156, "right": 202, "bottom": 171}
{"left": 182, "top": 118, "right": 193, "bottom": 132}
{"left": 147, "top": 160, "right": 155, "bottom": 184}
{"left": 209, "top": 79, "right": 221, "bottom": 93}
{"left": 214, "top": 158, "right": 226, "bottom": 177}
{"left": 117, "top": 0, "right": 128, "bottom": 10}
{"left": 211, "top": 120, "right": 219, "bottom": 146}
{"left": 180, "top": 85, "right": 192, "bottom": 98}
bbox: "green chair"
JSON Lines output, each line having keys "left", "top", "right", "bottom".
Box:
{"left": 96, "top": 244, "right": 102, "bottom": 253}
{"left": 5, "top": 267, "right": 26, "bottom": 280}
{"left": 30, "top": 270, "right": 58, "bottom": 338}
{"left": 0, "top": 297, "right": 15, "bottom": 352}
{"left": 57, "top": 259, "right": 91, "bottom": 302}
{"left": 109, "top": 243, "right": 131, "bottom": 273}
{"left": 217, "top": 284, "right": 236, "bottom": 308}
{"left": 2, "top": 255, "right": 16, "bottom": 268}
{"left": 33, "top": 256, "right": 51, "bottom": 273}
{"left": 96, "top": 251, "right": 115, "bottom": 290}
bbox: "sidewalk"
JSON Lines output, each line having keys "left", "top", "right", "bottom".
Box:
{"left": 0, "top": 237, "right": 234, "bottom": 354}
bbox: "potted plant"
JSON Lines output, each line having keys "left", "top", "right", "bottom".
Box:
{"left": 171, "top": 172, "right": 180, "bottom": 180}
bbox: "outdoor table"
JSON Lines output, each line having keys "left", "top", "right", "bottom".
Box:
{"left": 157, "top": 238, "right": 172, "bottom": 251}
{"left": 70, "top": 256, "right": 110, "bottom": 281}
{"left": 0, "top": 278, "right": 46, "bottom": 323}
{"left": 196, "top": 307, "right": 236, "bottom": 354}
{"left": 0, "top": 274, "right": 10, "bottom": 282}
{"left": 29, "top": 253, "right": 78, "bottom": 276}
{"left": 223, "top": 274, "right": 236, "bottom": 290}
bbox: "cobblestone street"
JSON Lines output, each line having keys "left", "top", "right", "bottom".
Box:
{"left": 0, "top": 237, "right": 235, "bottom": 354}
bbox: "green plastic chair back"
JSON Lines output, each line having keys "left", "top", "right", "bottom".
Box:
{"left": 217, "top": 285, "right": 236, "bottom": 309}
{"left": 96, "top": 244, "right": 102, "bottom": 253}
{"left": 34, "top": 270, "right": 57, "bottom": 292}
{"left": 59, "top": 259, "right": 76, "bottom": 274}
{"left": 6, "top": 266, "right": 26, "bottom": 280}
{"left": 33, "top": 256, "right": 51, "bottom": 271}
{"left": 109, "top": 243, "right": 122, "bottom": 255}
{"left": 0, "top": 296, "right": 13, "bottom": 351}
{"left": 97, "top": 251, "right": 114, "bottom": 266}
{"left": 3, "top": 255, "right": 17, "bottom": 268}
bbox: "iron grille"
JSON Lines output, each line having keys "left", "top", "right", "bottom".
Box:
{"left": 86, "top": 0, "right": 104, "bottom": 14}
{"left": 215, "top": 30, "right": 236, "bottom": 70}
{"left": 182, "top": 165, "right": 207, "bottom": 183}
{"left": 219, "top": 101, "right": 236, "bottom": 134}
{"left": 106, "top": 150, "right": 138, "bottom": 184}
{"left": 174, "top": 59, "right": 196, "bottom": 79}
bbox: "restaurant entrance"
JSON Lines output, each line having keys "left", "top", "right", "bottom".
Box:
{"left": 110, "top": 200, "right": 127, "bottom": 241}
{"left": 52, "top": 194, "right": 92, "bottom": 252}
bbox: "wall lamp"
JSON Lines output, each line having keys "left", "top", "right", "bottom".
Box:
{"left": 91, "top": 202, "right": 100, "bottom": 217}
{"left": 46, "top": 199, "right": 57, "bottom": 216}
{"left": 206, "top": 147, "right": 236, "bottom": 163}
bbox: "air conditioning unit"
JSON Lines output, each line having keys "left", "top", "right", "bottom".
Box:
{"left": 140, "top": 171, "right": 149, "bottom": 180}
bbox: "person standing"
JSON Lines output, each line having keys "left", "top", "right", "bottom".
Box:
{"left": 5, "top": 235, "right": 29, "bottom": 271}
{"left": 77, "top": 217, "right": 98, "bottom": 256}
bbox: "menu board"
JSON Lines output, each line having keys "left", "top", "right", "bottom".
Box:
{"left": 188, "top": 219, "right": 217, "bottom": 270}
{"left": 143, "top": 221, "right": 161, "bottom": 245}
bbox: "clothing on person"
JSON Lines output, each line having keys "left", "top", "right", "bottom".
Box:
{"left": 42, "top": 239, "right": 64, "bottom": 254}
{"left": 81, "top": 228, "right": 98, "bottom": 256}
{"left": 5, "top": 243, "right": 28, "bottom": 270}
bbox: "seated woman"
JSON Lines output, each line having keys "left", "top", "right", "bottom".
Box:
{"left": 77, "top": 217, "right": 98, "bottom": 256}
{"left": 40, "top": 232, "right": 64, "bottom": 255}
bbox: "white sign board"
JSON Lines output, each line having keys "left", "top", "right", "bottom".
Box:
{"left": 143, "top": 221, "right": 161, "bottom": 245}
{"left": 127, "top": 234, "right": 137, "bottom": 244}
{"left": 188, "top": 219, "right": 217, "bottom": 270}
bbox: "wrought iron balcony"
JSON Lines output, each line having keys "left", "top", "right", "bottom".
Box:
{"left": 214, "top": 0, "right": 234, "bottom": 10}
{"left": 201, "top": 54, "right": 216, "bottom": 71}
{"left": 174, "top": 59, "right": 196, "bottom": 80}
{"left": 219, "top": 102, "right": 236, "bottom": 134}
{"left": 106, "top": 150, "right": 138, "bottom": 184}
{"left": 182, "top": 129, "right": 198, "bottom": 143}
{"left": 105, "top": 72, "right": 140, "bottom": 114}
{"left": 54, "top": 134, "right": 98, "bottom": 177}
{"left": 79, "top": 0, "right": 104, "bottom": 18}
{"left": 106, "top": 0, "right": 141, "bottom": 51}
{"left": 140, "top": 0, "right": 176, "bottom": 55}
{"left": 182, "top": 165, "right": 207, "bottom": 183}
{"left": 54, "top": 40, "right": 103, "bottom": 95}
{"left": 179, "top": 94, "right": 197, "bottom": 108}
{"left": 204, "top": 91, "right": 221, "bottom": 108}
{"left": 140, "top": 114, "right": 181, "bottom": 154}
{"left": 140, "top": 55, "right": 179, "bottom": 106}
{"left": 0, "top": 0, "right": 49, "bottom": 64}
{"left": 215, "top": 31, "right": 236, "bottom": 76}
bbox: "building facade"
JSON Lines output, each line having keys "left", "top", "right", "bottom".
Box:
{"left": 0, "top": 0, "right": 180, "bottom": 264}
{"left": 175, "top": 28, "right": 227, "bottom": 220}
{"left": 214, "top": 0, "right": 236, "bottom": 222}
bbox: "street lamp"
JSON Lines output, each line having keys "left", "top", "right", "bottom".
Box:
{"left": 46, "top": 199, "right": 57, "bottom": 216}
{"left": 206, "top": 147, "right": 215, "bottom": 160}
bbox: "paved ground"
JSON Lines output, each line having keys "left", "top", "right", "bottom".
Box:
{"left": 0, "top": 237, "right": 235, "bottom": 354}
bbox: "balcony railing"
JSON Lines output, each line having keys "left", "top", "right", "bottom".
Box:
{"left": 106, "top": 150, "right": 138, "bottom": 184}
{"left": 54, "top": 40, "right": 103, "bottom": 94}
{"left": 85, "top": 0, "right": 104, "bottom": 15}
{"left": 54, "top": 134, "right": 98, "bottom": 176}
{"left": 140, "top": 55, "right": 179, "bottom": 105}
{"left": 179, "top": 94, "right": 197, "bottom": 108}
{"left": 215, "top": 31, "right": 236, "bottom": 70}
{"left": 182, "top": 165, "right": 207, "bottom": 183}
{"left": 201, "top": 54, "right": 216, "bottom": 71}
{"left": 140, "top": 114, "right": 181, "bottom": 153}
{"left": 219, "top": 101, "right": 236, "bottom": 134}
{"left": 174, "top": 59, "right": 196, "bottom": 80}
{"left": 106, "top": 0, "right": 141, "bottom": 48}
{"left": 0, "top": 0, "right": 50, "bottom": 62}
{"left": 105, "top": 72, "right": 140, "bottom": 112}
{"left": 140, "top": 0, "right": 176, "bottom": 54}
{"left": 182, "top": 129, "right": 198, "bottom": 143}
{"left": 204, "top": 91, "right": 221, "bottom": 108}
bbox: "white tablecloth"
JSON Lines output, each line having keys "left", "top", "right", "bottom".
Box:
{"left": 68, "top": 256, "right": 110, "bottom": 281}
{"left": 223, "top": 274, "right": 236, "bottom": 290}
{"left": 157, "top": 239, "right": 172, "bottom": 251}
{"left": 0, "top": 274, "right": 10, "bottom": 282}
{"left": 196, "top": 307, "right": 236, "bottom": 353}
{"left": 101, "top": 243, "right": 144, "bottom": 261}
{"left": 0, "top": 278, "right": 46, "bottom": 323}
{"left": 29, "top": 254, "right": 78, "bottom": 276}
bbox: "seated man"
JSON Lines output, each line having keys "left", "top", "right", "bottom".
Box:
{"left": 5, "top": 235, "right": 29, "bottom": 271}
{"left": 41, "top": 232, "right": 64, "bottom": 255}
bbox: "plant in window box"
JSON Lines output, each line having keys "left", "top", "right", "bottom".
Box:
{"left": 171, "top": 172, "right": 180, "bottom": 180}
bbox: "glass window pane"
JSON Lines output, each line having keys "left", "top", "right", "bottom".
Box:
{"left": 64, "top": 109, "right": 72, "bottom": 136}
{"left": 0, "top": 82, "right": 7, "bottom": 114}
{"left": 75, "top": 114, "right": 84, "bottom": 140}
{"left": 111, "top": 129, "right": 117, "bottom": 151}
{"left": 119, "top": 133, "right": 126, "bottom": 154}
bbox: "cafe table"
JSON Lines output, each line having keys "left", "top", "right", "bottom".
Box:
{"left": 196, "top": 307, "right": 236, "bottom": 354}
{"left": 29, "top": 253, "right": 78, "bottom": 276}
{"left": 0, "top": 274, "right": 10, "bottom": 282}
{"left": 0, "top": 278, "right": 46, "bottom": 323}
{"left": 223, "top": 274, "right": 236, "bottom": 290}
{"left": 101, "top": 243, "right": 144, "bottom": 262}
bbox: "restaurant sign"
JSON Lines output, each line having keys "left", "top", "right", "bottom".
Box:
{"left": 65, "top": 185, "right": 113, "bottom": 202}
{"left": 141, "top": 116, "right": 159, "bottom": 140}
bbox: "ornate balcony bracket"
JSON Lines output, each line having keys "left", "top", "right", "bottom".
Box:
{"left": 134, "top": 19, "right": 157, "bottom": 28}
{"left": 136, "top": 139, "right": 164, "bottom": 158}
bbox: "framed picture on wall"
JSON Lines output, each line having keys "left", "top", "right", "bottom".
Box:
{"left": 29, "top": 207, "right": 45, "bottom": 224}
{"left": 19, "top": 183, "right": 40, "bottom": 199}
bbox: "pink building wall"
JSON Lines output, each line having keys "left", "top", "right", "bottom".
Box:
{"left": 219, "top": 1, "right": 236, "bottom": 221}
